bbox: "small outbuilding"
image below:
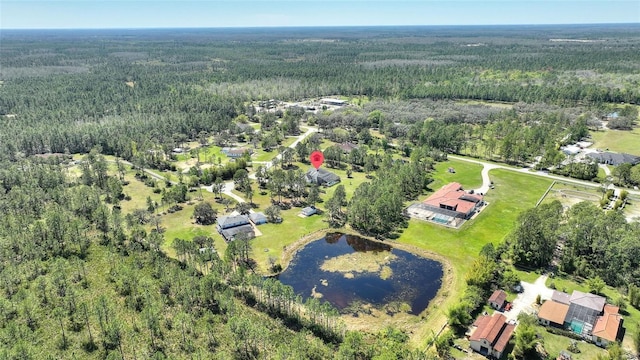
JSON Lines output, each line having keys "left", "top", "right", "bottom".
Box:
{"left": 301, "top": 206, "right": 317, "bottom": 217}
{"left": 488, "top": 290, "right": 507, "bottom": 310}
{"left": 249, "top": 212, "right": 268, "bottom": 225}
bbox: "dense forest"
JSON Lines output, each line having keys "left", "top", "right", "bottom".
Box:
{"left": 1, "top": 25, "right": 640, "bottom": 161}
{"left": 2, "top": 25, "right": 640, "bottom": 359}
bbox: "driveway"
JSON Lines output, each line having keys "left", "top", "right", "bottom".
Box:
{"left": 475, "top": 163, "right": 501, "bottom": 195}
{"left": 448, "top": 155, "right": 640, "bottom": 197}
{"left": 505, "top": 275, "right": 553, "bottom": 322}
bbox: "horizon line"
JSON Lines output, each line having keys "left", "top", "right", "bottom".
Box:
{"left": 3, "top": 22, "right": 640, "bottom": 31}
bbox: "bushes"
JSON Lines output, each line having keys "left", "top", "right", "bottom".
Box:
{"left": 545, "top": 326, "right": 584, "bottom": 341}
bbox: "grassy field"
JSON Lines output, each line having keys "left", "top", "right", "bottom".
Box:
{"left": 252, "top": 136, "right": 298, "bottom": 162}
{"left": 430, "top": 158, "right": 484, "bottom": 191}
{"left": 590, "top": 127, "right": 640, "bottom": 156}
{"left": 540, "top": 181, "right": 603, "bottom": 208}
{"left": 397, "top": 168, "right": 553, "bottom": 347}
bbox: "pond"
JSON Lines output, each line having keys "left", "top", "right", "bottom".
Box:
{"left": 277, "top": 233, "right": 443, "bottom": 315}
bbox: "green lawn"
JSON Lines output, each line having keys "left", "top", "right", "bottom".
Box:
{"left": 159, "top": 192, "right": 231, "bottom": 257}
{"left": 590, "top": 127, "right": 640, "bottom": 156}
{"left": 398, "top": 168, "right": 553, "bottom": 347}
{"left": 251, "top": 211, "right": 328, "bottom": 272}
{"left": 430, "top": 158, "right": 484, "bottom": 191}
{"left": 537, "top": 324, "right": 607, "bottom": 360}
{"left": 252, "top": 136, "right": 298, "bottom": 162}
{"left": 119, "top": 172, "right": 165, "bottom": 215}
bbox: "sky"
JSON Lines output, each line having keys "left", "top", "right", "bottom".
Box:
{"left": 1, "top": 0, "right": 639, "bottom": 29}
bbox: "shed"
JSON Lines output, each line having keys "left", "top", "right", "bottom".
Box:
{"left": 249, "top": 212, "right": 268, "bottom": 225}
{"left": 301, "top": 206, "right": 317, "bottom": 217}
{"left": 488, "top": 290, "right": 507, "bottom": 310}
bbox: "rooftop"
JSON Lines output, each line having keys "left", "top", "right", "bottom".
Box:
{"left": 306, "top": 168, "right": 340, "bottom": 185}
{"left": 592, "top": 312, "right": 622, "bottom": 342}
{"left": 470, "top": 313, "right": 515, "bottom": 353}
{"left": 337, "top": 142, "right": 359, "bottom": 153}
{"left": 423, "top": 182, "right": 483, "bottom": 215}
{"left": 217, "top": 215, "right": 250, "bottom": 229}
{"left": 587, "top": 152, "right": 640, "bottom": 166}
{"left": 220, "top": 224, "right": 255, "bottom": 242}
{"left": 488, "top": 290, "right": 507, "bottom": 305}
{"left": 538, "top": 300, "right": 570, "bottom": 325}
{"left": 552, "top": 291, "right": 571, "bottom": 305}
{"left": 569, "top": 290, "right": 606, "bottom": 312}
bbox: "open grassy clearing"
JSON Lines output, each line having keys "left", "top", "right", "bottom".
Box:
{"left": 251, "top": 136, "right": 297, "bottom": 162}
{"left": 397, "top": 168, "right": 553, "bottom": 347}
{"left": 119, "top": 172, "right": 165, "bottom": 215}
{"left": 158, "top": 192, "right": 232, "bottom": 257}
{"left": 589, "top": 127, "right": 640, "bottom": 156}
{"left": 540, "top": 181, "right": 603, "bottom": 208}
{"left": 430, "top": 158, "right": 484, "bottom": 191}
{"left": 454, "top": 99, "right": 514, "bottom": 109}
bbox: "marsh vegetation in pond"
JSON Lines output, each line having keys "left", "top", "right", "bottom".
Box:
{"left": 278, "top": 233, "right": 443, "bottom": 315}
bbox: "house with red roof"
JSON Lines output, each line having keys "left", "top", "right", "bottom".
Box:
{"left": 488, "top": 290, "right": 507, "bottom": 310}
{"left": 423, "top": 182, "right": 484, "bottom": 219}
{"left": 592, "top": 304, "right": 623, "bottom": 347}
{"left": 536, "top": 290, "right": 624, "bottom": 347}
{"left": 469, "top": 312, "right": 515, "bottom": 359}
{"left": 538, "top": 300, "right": 570, "bottom": 327}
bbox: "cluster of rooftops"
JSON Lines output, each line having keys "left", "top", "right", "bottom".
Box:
{"left": 468, "top": 288, "right": 624, "bottom": 359}
{"left": 537, "top": 290, "right": 623, "bottom": 347}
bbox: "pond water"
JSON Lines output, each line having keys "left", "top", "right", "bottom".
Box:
{"left": 277, "top": 233, "right": 443, "bottom": 315}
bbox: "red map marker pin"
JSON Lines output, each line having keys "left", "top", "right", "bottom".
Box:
{"left": 310, "top": 150, "right": 324, "bottom": 170}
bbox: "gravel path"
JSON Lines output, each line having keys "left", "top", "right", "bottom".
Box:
{"left": 505, "top": 275, "right": 553, "bottom": 322}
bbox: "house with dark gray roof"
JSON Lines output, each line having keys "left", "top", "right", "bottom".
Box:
{"left": 587, "top": 152, "right": 640, "bottom": 166}
{"left": 216, "top": 215, "right": 254, "bottom": 242}
{"left": 551, "top": 290, "right": 571, "bottom": 305}
{"left": 338, "top": 142, "right": 359, "bottom": 154}
{"left": 217, "top": 215, "right": 250, "bottom": 230}
{"left": 219, "top": 225, "right": 255, "bottom": 242}
{"left": 305, "top": 168, "right": 340, "bottom": 187}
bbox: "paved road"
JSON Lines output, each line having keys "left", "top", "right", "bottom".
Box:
{"left": 448, "top": 155, "right": 640, "bottom": 196}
